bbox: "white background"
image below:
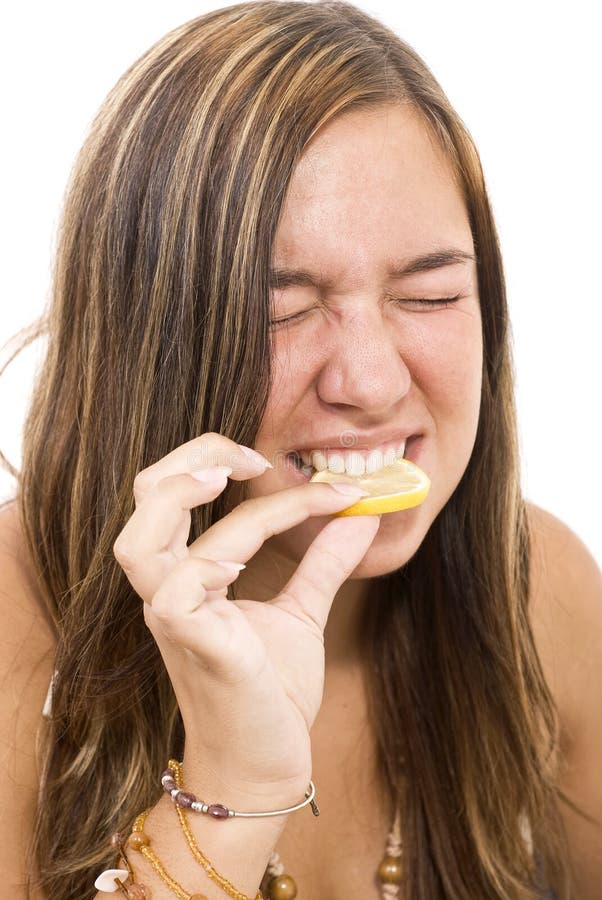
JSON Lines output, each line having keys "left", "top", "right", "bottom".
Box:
{"left": 1, "top": 1, "right": 600, "bottom": 564}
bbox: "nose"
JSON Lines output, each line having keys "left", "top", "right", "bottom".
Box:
{"left": 315, "top": 305, "right": 412, "bottom": 413}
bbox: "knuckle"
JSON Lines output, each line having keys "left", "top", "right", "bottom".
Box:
{"left": 154, "top": 474, "right": 177, "bottom": 496}
{"left": 186, "top": 435, "right": 222, "bottom": 469}
{"left": 112, "top": 537, "right": 137, "bottom": 570}
{"left": 151, "top": 590, "right": 186, "bottom": 643}
{"left": 143, "top": 602, "right": 175, "bottom": 644}
{"left": 143, "top": 601, "right": 156, "bottom": 630}
{"left": 225, "top": 493, "right": 260, "bottom": 519}
{"left": 238, "top": 494, "right": 260, "bottom": 513}
{"left": 311, "top": 481, "right": 338, "bottom": 502}
{"left": 278, "top": 584, "right": 323, "bottom": 634}
{"left": 133, "top": 468, "right": 156, "bottom": 497}
{"left": 142, "top": 604, "right": 154, "bottom": 634}
{"left": 312, "top": 542, "right": 346, "bottom": 572}
{"left": 150, "top": 588, "right": 172, "bottom": 621}
{"left": 237, "top": 495, "right": 274, "bottom": 534}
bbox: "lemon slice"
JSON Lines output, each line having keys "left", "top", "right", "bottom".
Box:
{"left": 309, "top": 457, "right": 430, "bottom": 517}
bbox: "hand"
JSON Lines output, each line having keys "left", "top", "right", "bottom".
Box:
{"left": 113, "top": 432, "right": 380, "bottom": 800}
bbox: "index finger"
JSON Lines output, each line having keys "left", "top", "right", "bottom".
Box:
{"left": 187, "top": 480, "right": 370, "bottom": 565}
{"left": 133, "top": 432, "right": 271, "bottom": 503}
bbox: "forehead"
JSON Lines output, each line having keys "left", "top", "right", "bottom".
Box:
{"left": 273, "top": 104, "right": 472, "bottom": 285}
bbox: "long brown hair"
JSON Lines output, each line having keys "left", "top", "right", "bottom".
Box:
{"left": 0, "top": 2, "right": 579, "bottom": 896}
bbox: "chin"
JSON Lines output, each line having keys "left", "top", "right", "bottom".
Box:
{"left": 268, "top": 499, "right": 433, "bottom": 581}
{"left": 346, "top": 509, "right": 431, "bottom": 578}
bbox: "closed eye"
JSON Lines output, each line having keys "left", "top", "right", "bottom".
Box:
{"left": 269, "top": 294, "right": 463, "bottom": 328}
{"left": 391, "top": 294, "right": 463, "bottom": 310}
{"left": 270, "top": 309, "right": 313, "bottom": 329}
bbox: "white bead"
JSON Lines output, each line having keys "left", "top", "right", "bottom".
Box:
{"left": 94, "top": 869, "right": 130, "bottom": 892}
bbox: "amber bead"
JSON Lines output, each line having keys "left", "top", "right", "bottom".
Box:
{"left": 377, "top": 854, "right": 402, "bottom": 885}
{"left": 128, "top": 831, "right": 150, "bottom": 851}
{"left": 268, "top": 873, "right": 298, "bottom": 899}
{"left": 189, "top": 895, "right": 208, "bottom": 899}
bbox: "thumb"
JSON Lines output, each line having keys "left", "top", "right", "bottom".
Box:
{"left": 274, "top": 515, "right": 381, "bottom": 633}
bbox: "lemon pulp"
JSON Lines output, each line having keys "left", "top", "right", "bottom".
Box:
{"left": 309, "top": 457, "right": 430, "bottom": 517}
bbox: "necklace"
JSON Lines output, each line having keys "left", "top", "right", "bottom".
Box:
{"left": 260, "top": 808, "right": 402, "bottom": 899}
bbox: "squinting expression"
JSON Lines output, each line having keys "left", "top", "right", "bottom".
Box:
{"left": 247, "top": 103, "right": 483, "bottom": 578}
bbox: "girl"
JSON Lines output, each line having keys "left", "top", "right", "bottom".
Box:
{"left": 1, "top": 2, "right": 600, "bottom": 898}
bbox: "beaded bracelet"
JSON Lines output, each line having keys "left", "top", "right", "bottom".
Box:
{"left": 169, "top": 760, "right": 262, "bottom": 900}
{"left": 95, "top": 757, "right": 316, "bottom": 900}
{"left": 129, "top": 808, "right": 209, "bottom": 900}
{"left": 162, "top": 759, "right": 320, "bottom": 819}
{"left": 95, "top": 808, "right": 259, "bottom": 899}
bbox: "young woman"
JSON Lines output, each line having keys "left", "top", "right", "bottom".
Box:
{"left": 1, "top": 2, "right": 600, "bottom": 898}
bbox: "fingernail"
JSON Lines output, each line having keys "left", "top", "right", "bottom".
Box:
{"left": 329, "top": 483, "right": 370, "bottom": 497}
{"left": 191, "top": 466, "right": 233, "bottom": 482}
{"left": 216, "top": 560, "right": 246, "bottom": 573}
{"left": 237, "top": 445, "right": 274, "bottom": 469}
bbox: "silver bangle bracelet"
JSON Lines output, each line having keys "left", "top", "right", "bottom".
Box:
{"left": 162, "top": 763, "right": 320, "bottom": 819}
{"left": 192, "top": 780, "right": 319, "bottom": 819}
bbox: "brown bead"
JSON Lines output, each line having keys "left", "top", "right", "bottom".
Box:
{"left": 189, "top": 895, "right": 208, "bottom": 900}
{"left": 377, "top": 854, "right": 402, "bottom": 885}
{"left": 268, "top": 873, "right": 298, "bottom": 899}
{"left": 128, "top": 831, "right": 150, "bottom": 851}
{"left": 110, "top": 832, "right": 124, "bottom": 849}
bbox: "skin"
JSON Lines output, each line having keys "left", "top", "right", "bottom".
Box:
{"left": 238, "top": 102, "right": 483, "bottom": 665}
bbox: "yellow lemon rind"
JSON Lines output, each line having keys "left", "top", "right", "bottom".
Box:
{"left": 332, "top": 481, "right": 430, "bottom": 517}
{"left": 308, "top": 457, "right": 431, "bottom": 517}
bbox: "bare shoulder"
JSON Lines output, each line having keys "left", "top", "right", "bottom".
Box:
{"left": 526, "top": 502, "right": 602, "bottom": 897}
{"left": 0, "top": 499, "right": 56, "bottom": 897}
{"left": 526, "top": 501, "right": 602, "bottom": 735}
{"left": 0, "top": 498, "right": 56, "bottom": 680}
{"left": 527, "top": 501, "right": 601, "bottom": 600}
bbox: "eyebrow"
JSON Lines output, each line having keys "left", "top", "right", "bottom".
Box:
{"left": 269, "top": 248, "right": 476, "bottom": 289}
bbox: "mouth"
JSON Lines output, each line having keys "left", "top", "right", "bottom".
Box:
{"left": 285, "top": 435, "right": 423, "bottom": 481}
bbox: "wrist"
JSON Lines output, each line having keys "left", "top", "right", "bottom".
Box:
{"left": 165, "top": 759, "right": 319, "bottom": 821}
{"left": 181, "top": 749, "right": 313, "bottom": 811}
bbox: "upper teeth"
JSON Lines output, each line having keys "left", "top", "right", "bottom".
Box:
{"left": 298, "top": 442, "right": 407, "bottom": 477}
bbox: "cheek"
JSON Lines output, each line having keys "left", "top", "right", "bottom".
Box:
{"left": 404, "top": 311, "right": 483, "bottom": 414}
{"left": 263, "top": 341, "right": 319, "bottom": 420}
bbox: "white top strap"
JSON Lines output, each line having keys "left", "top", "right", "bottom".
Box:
{"left": 42, "top": 669, "right": 57, "bottom": 718}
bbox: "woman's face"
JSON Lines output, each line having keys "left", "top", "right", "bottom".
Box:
{"left": 248, "top": 103, "right": 482, "bottom": 578}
